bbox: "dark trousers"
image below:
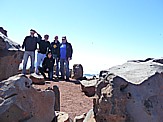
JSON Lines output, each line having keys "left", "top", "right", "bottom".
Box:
{"left": 38, "top": 67, "right": 53, "bottom": 80}
{"left": 53, "top": 55, "right": 59, "bottom": 77}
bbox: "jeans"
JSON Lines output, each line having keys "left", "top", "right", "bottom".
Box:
{"left": 22, "top": 51, "right": 35, "bottom": 74}
{"left": 60, "top": 59, "right": 69, "bottom": 79}
{"left": 53, "top": 55, "right": 59, "bottom": 77}
{"left": 38, "top": 67, "right": 53, "bottom": 80}
{"left": 36, "top": 53, "right": 46, "bottom": 74}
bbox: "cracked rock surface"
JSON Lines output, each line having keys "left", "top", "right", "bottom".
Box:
{"left": 0, "top": 75, "right": 55, "bottom": 122}
{"left": 94, "top": 59, "right": 163, "bottom": 122}
{"left": 0, "top": 32, "right": 23, "bottom": 81}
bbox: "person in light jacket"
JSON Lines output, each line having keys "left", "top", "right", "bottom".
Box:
{"left": 36, "top": 34, "right": 51, "bottom": 74}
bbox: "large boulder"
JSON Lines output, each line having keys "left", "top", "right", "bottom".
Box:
{"left": 0, "top": 31, "right": 23, "bottom": 81}
{"left": 94, "top": 59, "right": 163, "bottom": 122}
{"left": 0, "top": 75, "right": 55, "bottom": 122}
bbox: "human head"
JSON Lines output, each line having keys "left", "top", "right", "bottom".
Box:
{"left": 30, "top": 29, "right": 35, "bottom": 36}
{"left": 62, "top": 36, "right": 67, "bottom": 43}
{"left": 44, "top": 34, "right": 49, "bottom": 41}
{"left": 54, "top": 36, "right": 58, "bottom": 40}
{"left": 47, "top": 51, "right": 52, "bottom": 58}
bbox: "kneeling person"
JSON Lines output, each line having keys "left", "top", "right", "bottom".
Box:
{"left": 38, "top": 51, "right": 54, "bottom": 80}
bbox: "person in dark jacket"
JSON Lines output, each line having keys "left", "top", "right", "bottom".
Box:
{"left": 36, "top": 34, "right": 51, "bottom": 74}
{"left": 51, "top": 36, "right": 60, "bottom": 78}
{"left": 38, "top": 51, "right": 55, "bottom": 80}
{"left": 22, "top": 29, "right": 41, "bottom": 74}
{"left": 59, "top": 36, "right": 73, "bottom": 81}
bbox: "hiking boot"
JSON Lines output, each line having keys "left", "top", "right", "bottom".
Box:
{"left": 49, "top": 78, "right": 53, "bottom": 81}
{"left": 44, "top": 76, "right": 48, "bottom": 80}
{"left": 65, "top": 78, "right": 70, "bottom": 81}
{"left": 58, "top": 76, "right": 64, "bottom": 80}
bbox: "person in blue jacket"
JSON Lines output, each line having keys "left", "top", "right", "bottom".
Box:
{"left": 59, "top": 36, "right": 73, "bottom": 81}
{"left": 22, "top": 29, "right": 41, "bottom": 74}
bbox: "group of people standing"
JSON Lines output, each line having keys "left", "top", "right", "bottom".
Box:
{"left": 22, "top": 29, "right": 73, "bottom": 81}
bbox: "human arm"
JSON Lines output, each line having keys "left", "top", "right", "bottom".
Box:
{"left": 68, "top": 43, "right": 73, "bottom": 60}
{"left": 42, "top": 58, "right": 47, "bottom": 68}
{"left": 22, "top": 37, "right": 27, "bottom": 49}
{"left": 37, "top": 33, "right": 42, "bottom": 42}
{"left": 46, "top": 42, "right": 51, "bottom": 54}
{"left": 34, "top": 30, "right": 42, "bottom": 42}
{"left": 57, "top": 43, "right": 61, "bottom": 60}
{"left": 48, "top": 41, "right": 52, "bottom": 51}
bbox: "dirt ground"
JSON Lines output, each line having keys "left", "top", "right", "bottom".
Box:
{"left": 33, "top": 79, "right": 93, "bottom": 120}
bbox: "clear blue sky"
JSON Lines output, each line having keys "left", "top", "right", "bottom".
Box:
{"left": 1, "top": 0, "right": 163, "bottom": 73}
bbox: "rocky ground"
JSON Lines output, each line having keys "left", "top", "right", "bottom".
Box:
{"left": 33, "top": 79, "right": 93, "bottom": 120}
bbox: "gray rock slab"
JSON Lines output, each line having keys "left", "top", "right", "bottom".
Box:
{"left": 107, "top": 61, "right": 163, "bottom": 84}
{"left": 80, "top": 79, "right": 97, "bottom": 87}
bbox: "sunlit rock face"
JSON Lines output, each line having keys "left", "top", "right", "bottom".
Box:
{"left": 94, "top": 59, "right": 163, "bottom": 122}
{"left": 0, "top": 30, "right": 23, "bottom": 81}
{"left": 0, "top": 75, "right": 55, "bottom": 122}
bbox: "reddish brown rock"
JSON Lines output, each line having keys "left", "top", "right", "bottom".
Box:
{"left": 80, "top": 79, "right": 97, "bottom": 97}
{"left": 71, "top": 64, "right": 83, "bottom": 79}
{"left": 29, "top": 73, "right": 45, "bottom": 85}
{"left": 53, "top": 85, "right": 60, "bottom": 111}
